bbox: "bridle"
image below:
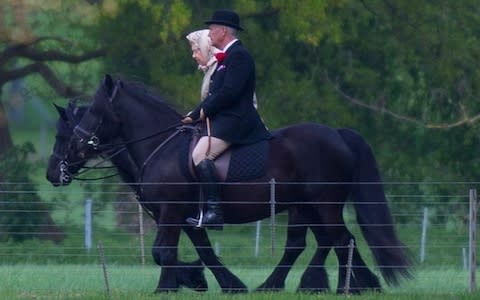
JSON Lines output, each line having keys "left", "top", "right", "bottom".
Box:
{"left": 58, "top": 80, "right": 187, "bottom": 184}
{"left": 53, "top": 125, "right": 126, "bottom": 184}
{"left": 54, "top": 83, "right": 123, "bottom": 184}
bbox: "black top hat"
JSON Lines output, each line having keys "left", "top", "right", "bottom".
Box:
{"left": 205, "top": 9, "right": 244, "bottom": 31}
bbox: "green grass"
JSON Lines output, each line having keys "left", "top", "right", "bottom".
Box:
{"left": 1, "top": 264, "right": 479, "bottom": 300}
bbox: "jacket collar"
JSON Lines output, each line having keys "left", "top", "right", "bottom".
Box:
{"left": 223, "top": 39, "right": 239, "bottom": 53}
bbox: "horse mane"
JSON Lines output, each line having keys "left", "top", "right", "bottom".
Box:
{"left": 119, "top": 78, "right": 182, "bottom": 118}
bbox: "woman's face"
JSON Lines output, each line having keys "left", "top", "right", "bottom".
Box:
{"left": 191, "top": 44, "right": 208, "bottom": 66}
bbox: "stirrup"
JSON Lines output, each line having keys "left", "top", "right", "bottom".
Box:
{"left": 186, "top": 210, "right": 204, "bottom": 229}
{"left": 186, "top": 211, "right": 223, "bottom": 231}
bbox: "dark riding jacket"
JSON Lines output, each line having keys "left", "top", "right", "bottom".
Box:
{"left": 190, "top": 40, "right": 271, "bottom": 144}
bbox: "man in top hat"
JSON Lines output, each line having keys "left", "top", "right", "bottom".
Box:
{"left": 183, "top": 9, "right": 271, "bottom": 230}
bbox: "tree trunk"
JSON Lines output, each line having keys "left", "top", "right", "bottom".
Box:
{"left": 0, "top": 94, "right": 13, "bottom": 156}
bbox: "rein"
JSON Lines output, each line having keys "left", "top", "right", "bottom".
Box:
{"left": 95, "top": 122, "right": 185, "bottom": 150}
{"left": 71, "top": 146, "right": 128, "bottom": 181}
{"left": 55, "top": 144, "right": 127, "bottom": 183}
{"left": 68, "top": 122, "right": 193, "bottom": 183}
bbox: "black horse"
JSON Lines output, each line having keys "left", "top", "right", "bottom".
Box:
{"left": 48, "top": 101, "right": 209, "bottom": 291}
{"left": 46, "top": 74, "right": 412, "bottom": 293}
{"left": 48, "top": 100, "right": 351, "bottom": 293}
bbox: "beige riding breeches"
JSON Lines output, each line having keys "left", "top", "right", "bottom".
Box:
{"left": 192, "top": 136, "right": 230, "bottom": 166}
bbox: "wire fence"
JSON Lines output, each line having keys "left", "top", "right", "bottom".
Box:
{"left": 0, "top": 180, "right": 478, "bottom": 294}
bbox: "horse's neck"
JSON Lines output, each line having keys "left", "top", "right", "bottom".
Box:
{"left": 117, "top": 97, "right": 180, "bottom": 167}
{"left": 110, "top": 151, "right": 139, "bottom": 185}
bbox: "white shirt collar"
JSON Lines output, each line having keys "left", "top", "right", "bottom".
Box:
{"left": 222, "top": 39, "right": 238, "bottom": 52}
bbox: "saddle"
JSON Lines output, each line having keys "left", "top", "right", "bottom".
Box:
{"left": 179, "top": 126, "right": 269, "bottom": 182}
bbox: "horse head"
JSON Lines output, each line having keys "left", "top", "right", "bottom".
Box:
{"left": 72, "top": 74, "right": 123, "bottom": 152}
{"left": 46, "top": 101, "right": 90, "bottom": 186}
{"left": 48, "top": 74, "right": 186, "bottom": 188}
{"left": 46, "top": 75, "right": 123, "bottom": 187}
{"left": 72, "top": 73, "right": 183, "bottom": 161}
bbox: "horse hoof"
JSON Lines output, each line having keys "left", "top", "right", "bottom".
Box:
{"left": 255, "top": 284, "right": 284, "bottom": 292}
{"left": 192, "top": 286, "right": 208, "bottom": 292}
{"left": 154, "top": 288, "right": 179, "bottom": 293}
{"left": 297, "top": 287, "right": 329, "bottom": 294}
{"left": 222, "top": 287, "right": 248, "bottom": 294}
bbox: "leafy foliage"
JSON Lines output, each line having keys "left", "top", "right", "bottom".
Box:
{"left": 0, "top": 143, "right": 63, "bottom": 242}
{"left": 3, "top": 0, "right": 480, "bottom": 223}
{"left": 82, "top": 0, "right": 480, "bottom": 217}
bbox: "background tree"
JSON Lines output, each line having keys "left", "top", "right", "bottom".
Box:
{"left": 3, "top": 0, "right": 479, "bottom": 227}
{"left": 0, "top": 0, "right": 107, "bottom": 155}
{"left": 89, "top": 1, "right": 480, "bottom": 182}
{"left": 0, "top": 0, "right": 106, "bottom": 242}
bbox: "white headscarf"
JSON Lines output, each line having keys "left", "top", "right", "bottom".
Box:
{"left": 186, "top": 29, "right": 219, "bottom": 71}
{"left": 186, "top": 29, "right": 220, "bottom": 100}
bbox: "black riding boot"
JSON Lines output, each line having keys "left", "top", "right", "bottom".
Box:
{"left": 188, "top": 159, "right": 224, "bottom": 230}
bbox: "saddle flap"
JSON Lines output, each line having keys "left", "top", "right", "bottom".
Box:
{"left": 185, "top": 131, "right": 268, "bottom": 182}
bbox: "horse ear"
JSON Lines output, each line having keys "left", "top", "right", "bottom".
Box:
{"left": 104, "top": 74, "right": 115, "bottom": 96}
{"left": 53, "top": 103, "right": 67, "bottom": 120}
{"left": 104, "top": 74, "right": 113, "bottom": 87}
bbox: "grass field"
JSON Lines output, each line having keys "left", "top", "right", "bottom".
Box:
{"left": 1, "top": 264, "right": 479, "bottom": 300}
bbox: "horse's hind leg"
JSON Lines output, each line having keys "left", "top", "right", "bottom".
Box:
{"left": 299, "top": 223, "right": 380, "bottom": 294}
{"left": 176, "top": 259, "right": 208, "bottom": 292}
{"left": 256, "top": 207, "right": 308, "bottom": 292}
{"left": 314, "top": 208, "right": 381, "bottom": 294}
{"left": 346, "top": 238, "right": 382, "bottom": 293}
{"left": 296, "top": 224, "right": 331, "bottom": 293}
{"left": 183, "top": 226, "right": 248, "bottom": 293}
{"left": 332, "top": 237, "right": 381, "bottom": 294}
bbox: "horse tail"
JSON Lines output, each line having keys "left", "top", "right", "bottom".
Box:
{"left": 338, "top": 128, "right": 413, "bottom": 286}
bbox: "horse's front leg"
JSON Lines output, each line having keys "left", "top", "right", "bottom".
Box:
{"left": 151, "top": 223, "right": 181, "bottom": 293}
{"left": 257, "top": 208, "right": 309, "bottom": 292}
{"left": 183, "top": 226, "right": 248, "bottom": 293}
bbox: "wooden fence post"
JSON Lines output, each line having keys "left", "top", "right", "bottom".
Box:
{"left": 420, "top": 207, "right": 428, "bottom": 263}
{"left": 138, "top": 204, "right": 145, "bottom": 265}
{"left": 468, "top": 188, "right": 477, "bottom": 292}
{"left": 270, "top": 178, "right": 276, "bottom": 256}
{"left": 85, "top": 198, "right": 92, "bottom": 251}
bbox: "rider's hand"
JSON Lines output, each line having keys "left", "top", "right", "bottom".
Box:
{"left": 181, "top": 116, "right": 193, "bottom": 124}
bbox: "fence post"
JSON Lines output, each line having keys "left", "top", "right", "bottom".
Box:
{"left": 255, "top": 220, "right": 261, "bottom": 257}
{"left": 97, "top": 241, "right": 111, "bottom": 298}
{"left": 344, "top": 239, "right": 355, "bottom": 295}
{"left": 270, "top": 178, "right": 276, "bottom": 256}
{"left": 85, "top": 198, "right": 92, "bottom": 251}
{"left": 420, "top": 207, "right": 428, "bottom": 263}
{"left": 468, "top": 188, "right": 477, "bottom": 292}
{"left": 138, "top": 204, "right": 146, "bottom": 265}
